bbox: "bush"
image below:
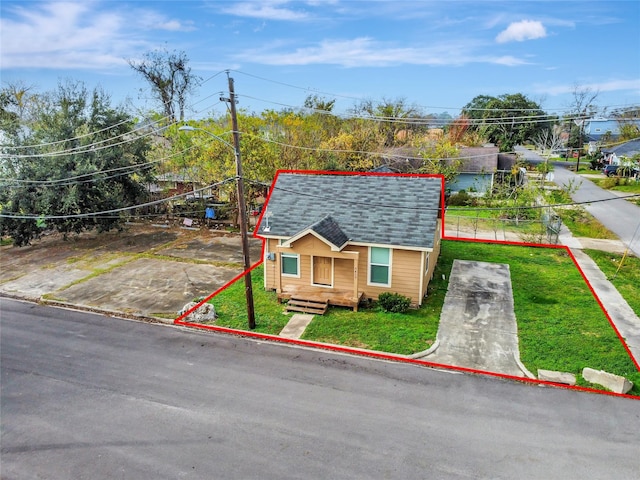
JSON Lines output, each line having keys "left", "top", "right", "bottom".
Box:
{"left": 601, "top": 177, "right": 619, "bottom": 189}
{"left": 378, "top": 292, "right": 411, "bottom": 313}
{"left": 447, "top": 190, "right": 475, "bottom": 207}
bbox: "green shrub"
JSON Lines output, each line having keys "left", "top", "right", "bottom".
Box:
{"left": 378, "top": 292, "right": 411, "bottom": 313}
{"left": 447, "top": 190, "right": 475, "bottom": 207}
{"left": 601, "top": 177, "right": 619, "bottom": 189}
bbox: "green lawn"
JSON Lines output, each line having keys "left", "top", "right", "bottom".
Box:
{"left": 208, "top": 267, "right": 291, "bottom": 335}
{"left": 440, "top": 241, "right": 639, "bottom": 394}
{"left": 207, "top": 243, "right": 639, "bottom": 394}
{"left": 588, "top": 176, "right": 640, "bottom": 197}
{"left": 584, "top": 249, "right": 640, "bottom": 316}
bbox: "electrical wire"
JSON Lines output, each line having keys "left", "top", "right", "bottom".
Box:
{"left": 229, "top": 69, "right": 640, "bottom": 115}
{"left": 245, "top": 178, "right": 640, "bottom": 213}
{"left": 0, "top": 177, "right": 236, "bottom": 220}
{"left": 0, "top": 144, "right": 202, "bottom": 187}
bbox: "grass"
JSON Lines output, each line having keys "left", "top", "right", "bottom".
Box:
{"left": 440, "top": 241, "right": 640, "bottom": 394}
{"left": 302, "top": 293, "right": 442, "bottom": 355}
{"left": 584, "top": 249, "right": 640, "bottom": 317}
{"left": 207, "top": 267, "right": 291, "bottom": 335}
{"left": 555, "top": 207, "right": 617, "bottom": 239}
{"left": 589, "top": 176, "right": 640, "bottom": 196}
{"left": 207, "top": 243, "right": 639, "bottom": 394}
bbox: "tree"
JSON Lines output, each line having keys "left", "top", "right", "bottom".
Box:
{"left": 618, "top": 122, "right": 640, "bottom": 141}
{"left": 129, "top": 49, "right": 200, "bottom": 123}
{"left": 0, "top": 81, "right": 152, "bottom": 246}
{"left": 462, "top": 93, "right": 548, "bottom": 152}
{"left": 417, "top": 139, "right": 461, "bottom": 183}
{"left": 350, "top": 97, "right": 425, "bottom": 147}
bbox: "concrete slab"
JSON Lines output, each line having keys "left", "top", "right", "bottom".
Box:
{"left": 0, "top": 225, "right": 262, "bottom": 319}
{"left": 280, "top": 314, "right": 315, "bottom": 339}
{"left": 55, "top": 258, "right": 245, "bottom": 318}
{"left": 158, "top": 235, "right": 263, "bottom": 264}
{"left": 426, "top": 260, "right": 526, "bottom": 377}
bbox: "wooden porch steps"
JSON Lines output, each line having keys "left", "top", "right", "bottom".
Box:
{"left": 285, "top": 297, "right": 329, "bottom": 315}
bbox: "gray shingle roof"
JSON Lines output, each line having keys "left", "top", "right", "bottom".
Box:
{"left": 259, "top": 173, "right": 442, "bottom": 249}
{"left": 304, "top": 215, "right": 349, "bottom": 249}
{"left": 603, "top": 139, "right": 640, "bottom": 157}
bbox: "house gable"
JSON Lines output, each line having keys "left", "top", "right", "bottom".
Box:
{"left": 282, "top": 215, "right": 349, "bottom": 252}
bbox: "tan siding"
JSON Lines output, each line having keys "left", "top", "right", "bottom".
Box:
{"left": 351, "top": 246, "right": 423, "bottom": 305}
{"left": 333, "top": 258, "right": 355, "bottom": 290}
{"left": 264, "top": 238, "right": 278, "bottom": 290}
{"left": 289, "top": 234, "right": 333, "bottom": 255}
{"left": 421, "top": 226, "right": 441, "bottom": 301}
{"left": 266, "top": 232, "right": 439, "bottom": 308}
{"left": 390, "top": 249, "right": 423, "bottom": 304}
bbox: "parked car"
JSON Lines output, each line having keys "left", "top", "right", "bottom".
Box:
{"left": 603, "top": 164, "right": 640, "bottom": 177}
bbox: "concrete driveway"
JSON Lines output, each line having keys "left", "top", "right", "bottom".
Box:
{"left": 0, "top": 223, "right": 263, "bottom": 319}
{"left": 423, "top": 260, "right": 528, "bottom": 377}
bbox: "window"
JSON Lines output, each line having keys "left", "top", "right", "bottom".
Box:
{"left": 369, "top": 247, "right": 391, "bottom": 286}
{"left": 281, "top": 253, "right": 299, "bottom": 277}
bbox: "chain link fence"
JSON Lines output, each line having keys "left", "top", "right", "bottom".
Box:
{"left": 444, "top": 211, "right": 563, "bottom": 245}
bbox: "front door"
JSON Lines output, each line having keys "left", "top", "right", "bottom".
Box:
{"left": 313, "top": 257, "right": 332, "bottom": 286}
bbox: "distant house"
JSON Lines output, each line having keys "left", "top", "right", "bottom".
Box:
{"left": 583, "top": 118, "right": 640, "bottom": 141}
{"left": 446, "top": 146, "right": 500, "bottom": 194}
{"left": 602, "top": 139, "right": 640, "bottom": 166}
{"left": 375, "top": 145, "right": 505, "bottom": 195}
{"left": 256, "top": 172, "right": 444, "bottom": 311}
{"left": 147, "top": 173, "right": 193, "bottom": 197}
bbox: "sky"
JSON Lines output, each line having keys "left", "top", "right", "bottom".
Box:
{"left": 1, "top": 0, "right": 639, "bottom": 120}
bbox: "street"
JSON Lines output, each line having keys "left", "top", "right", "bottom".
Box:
{"left": 2, "top": 298, "right": 639, "bottom": 479}
{"left": 515, "top": 146, "right": 640, "bottom": 257}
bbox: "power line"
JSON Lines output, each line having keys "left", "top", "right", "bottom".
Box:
{"left": 228, "top": 69, "right": 639, "bottom": 114}
{"left": 246, "top": 178, "right": 640, "bottom": 213}
{"left": 0, "top": 177, "right": 236, "bottom": 220}
{"left": 0, "top": 144, "right": 200, "bottom": 187}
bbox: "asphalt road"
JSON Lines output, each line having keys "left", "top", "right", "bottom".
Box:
{"left": 2, "top": 299, "right": 639, "bottom": 479}
{"left": 515, "top": 146, "right": 640, "bottom": 257}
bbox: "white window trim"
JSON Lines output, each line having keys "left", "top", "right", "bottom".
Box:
{"left": 367, "top": 246, "right": 392, "bottom": 287}
{"left": 311, "top": 256, "right": 334, "bottom": 288}
{"left": 281, "top": 253, "right": 300, "bottom": 278}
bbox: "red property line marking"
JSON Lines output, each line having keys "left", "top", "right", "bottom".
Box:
{"left": 174, "top": 169, "right": 639, "bottom": 399}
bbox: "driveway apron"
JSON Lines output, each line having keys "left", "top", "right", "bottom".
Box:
{"left": 426, "top": 260, "right": 526, "bottom": 377}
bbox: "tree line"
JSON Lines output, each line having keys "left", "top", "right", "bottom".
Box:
{"left": 1, "top": 49, "right": 636, "bottom": 246}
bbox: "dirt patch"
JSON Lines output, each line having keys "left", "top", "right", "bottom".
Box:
{"left": 158, "top": 236, "right": 263, "bottom": 264}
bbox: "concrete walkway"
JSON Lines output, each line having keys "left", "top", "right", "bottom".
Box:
{"left": 421, "top": 260, "right": 528, "bottom": 377}
{"left": 279, "top": 314, "right": 315, "bottom": 339}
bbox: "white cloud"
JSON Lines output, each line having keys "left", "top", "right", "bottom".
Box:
{"left": 489, "top": 56, "right": 530, "bottom": 66}
{"left": 496, "top": 20, "right": 546, "bottom": 43}
{"left": 234, "top": 37, "right": 529, "bottom": 68}
{"left": 137, "top": 11, "right": 196, "bottom": 32}
{"left": 221, "top": 1, "right": 310, "bottom": 21}
{"left": 536, "top": 79, "right": 640, "bottom": 96}
{"left": 0, "top": 1, "right": 192, "bottom": 70}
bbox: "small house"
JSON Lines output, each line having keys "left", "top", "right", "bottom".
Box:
{"left": 256, "top": 171, "right": 444, "bottom": 312}
{"left": 602, "top": 139, "right": 640, "bottom": 166}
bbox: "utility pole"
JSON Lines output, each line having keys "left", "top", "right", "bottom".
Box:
{"left": 224, "top": 75, "right": 256, "bottom": 329}
{"left": 575, "top": 110, "right": 585, "bottom": 173}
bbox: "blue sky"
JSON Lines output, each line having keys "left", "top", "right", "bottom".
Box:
{"left": 1, "top": 0, "right": 639, "bottom": 119}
